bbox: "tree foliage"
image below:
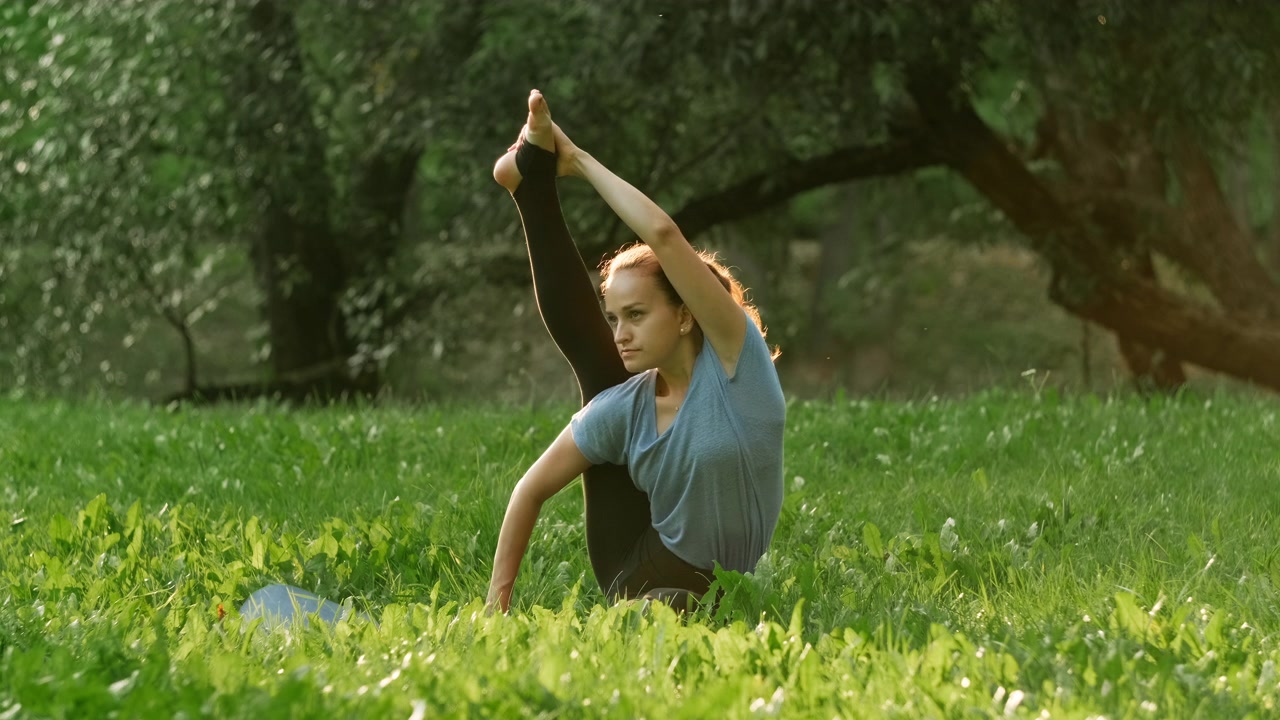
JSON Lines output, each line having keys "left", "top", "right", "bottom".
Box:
{"left": 3, "top": 0, "right": 1279, "bottom": 398}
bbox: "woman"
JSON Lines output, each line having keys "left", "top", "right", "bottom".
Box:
{"left": 486, "top": 90, "right": 785, "bottom": 613}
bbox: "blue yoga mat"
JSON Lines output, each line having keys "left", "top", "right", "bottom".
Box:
{"left": 240, "top": 584, "right": 372, "bottom": 629}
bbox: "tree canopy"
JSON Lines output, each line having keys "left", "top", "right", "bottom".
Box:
{"left": 3, "top": 0, "right": 1279, "bottom": 399}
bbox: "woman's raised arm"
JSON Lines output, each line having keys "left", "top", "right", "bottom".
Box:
{"left": 559, "top": 126, "right": 748, "bottom": 374}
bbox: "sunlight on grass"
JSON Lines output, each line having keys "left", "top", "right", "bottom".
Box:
{"left": 1, "top": 391, "right": 1278, "bottom": 716}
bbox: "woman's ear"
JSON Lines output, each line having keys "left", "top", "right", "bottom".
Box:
{"left": 679, "top": 304, "right": 694, "bottom": 335}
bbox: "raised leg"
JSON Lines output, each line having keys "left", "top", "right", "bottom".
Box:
{"left": 498, "top": 91, "right": 652, "bottom": 596}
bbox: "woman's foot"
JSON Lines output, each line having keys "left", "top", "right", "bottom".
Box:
{"left": 493, "top": 90, "right": 556, "bottom": 193}
{"left": 641, "top": 587, "right": 701, "bottom": 614}
{"left": 523, "top": 90, "right": 556, "bottom": 152}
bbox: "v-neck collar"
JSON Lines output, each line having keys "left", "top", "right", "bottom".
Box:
{"left": 645, "top": 349, "right": 703, "bottom": 441}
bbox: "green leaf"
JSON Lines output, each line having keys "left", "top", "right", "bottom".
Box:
{"left": 972, "top": 468, "right": 989, "bottom": 492}
{"left": 1113, "top": 592, "right": 1151, "bottom": 638}
{"left": 863, "top": 522, "right": 883, "bottom": 559}
{"left": 1186, "top": 533, "right": 1207, "bottom": 560}
{"left": 47, "top": 513, "right": 74, "bottom": 546}
{"left": 250, "top": 539, "right": 265, "bottom": 570}
{"left": 1205, "top": 607, "right": 1227, "bottom": 648}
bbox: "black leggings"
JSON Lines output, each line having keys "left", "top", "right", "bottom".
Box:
{"left": 511, "top": 143, "right": 712, "bottom": 604}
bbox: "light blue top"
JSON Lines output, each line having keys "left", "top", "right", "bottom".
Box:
{"left": 570, "top": 311, "right": 785, "bottom": 573}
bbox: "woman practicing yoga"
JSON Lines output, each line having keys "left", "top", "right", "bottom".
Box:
{"left": 486, "top": 90, "right": 785, "bottom": 613}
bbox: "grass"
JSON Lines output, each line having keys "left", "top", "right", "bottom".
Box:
{"left": 1, "top": 389, "right": 1278, "bottom": 718}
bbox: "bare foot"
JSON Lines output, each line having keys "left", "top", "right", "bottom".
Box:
{"left": 523, "top": 90, "right": 555, "bottom": 151}
{"left": 493, "top": 90, "right": 555, "bottom": 193}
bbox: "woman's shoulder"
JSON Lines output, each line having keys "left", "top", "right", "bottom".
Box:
{"left": 697, "top": 309, "right": 778, "bottom": 383}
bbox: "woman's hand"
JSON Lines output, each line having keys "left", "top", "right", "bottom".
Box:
{"left": 485, "top": 585, "right": 511, "bottom": 616}
{"left": 552, "top": 122, "right": 587, "bottom": 178}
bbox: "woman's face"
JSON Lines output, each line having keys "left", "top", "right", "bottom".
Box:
{"left": 603, "top": 268, "right": 688, "bottom": 373}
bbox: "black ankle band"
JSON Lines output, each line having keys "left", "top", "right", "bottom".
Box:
{"left": 515, "top": 141, "right": 556, "bottom": 181}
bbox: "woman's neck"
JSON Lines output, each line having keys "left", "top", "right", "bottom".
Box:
{"left": 655, "top": 336, "right": 701, "bottom": 397}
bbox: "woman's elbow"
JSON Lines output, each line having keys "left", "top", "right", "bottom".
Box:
{"left": 649, "top": 220, "right": 684, "bottom": 248}
{"left": 512, "top": 476, "right": 552, "bottom": 507}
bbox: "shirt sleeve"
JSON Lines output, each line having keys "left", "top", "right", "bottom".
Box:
{"left": 703, "top": 308, "right": 773, "bottom": 385}
{"left": 569, "top": 384, "right": 631, "bottom": 466}
{"left": 733, "top": 313, "right": 774, "bottom": 381}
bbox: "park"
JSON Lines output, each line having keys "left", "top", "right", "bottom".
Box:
{"left": 2, "top": 1, "right": 1280, "bottom": 717}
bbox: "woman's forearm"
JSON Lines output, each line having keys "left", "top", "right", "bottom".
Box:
{"left": 573, "top": 152, "right": 680, "bottom": 247}
{"left": 487, "top": 486, "right": 543, "bottom": 613}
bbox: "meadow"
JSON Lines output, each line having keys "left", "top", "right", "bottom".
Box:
{"left": 1, "top": 389, "right": 1277, "bottom": 718}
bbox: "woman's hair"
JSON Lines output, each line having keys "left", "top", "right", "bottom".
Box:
{"left": 600, "top": 243, "right": 780, "bottom": 360}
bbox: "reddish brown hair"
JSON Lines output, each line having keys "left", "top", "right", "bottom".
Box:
{"left": 600, "top": 243, "right": 780, "bottom": 360}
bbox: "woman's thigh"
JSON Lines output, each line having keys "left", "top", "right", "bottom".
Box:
{"left": 610, "top": 526, "right": 714, "bottom": 601}
{"left": 581, "top": 464, "right": 651, "bottom": 596}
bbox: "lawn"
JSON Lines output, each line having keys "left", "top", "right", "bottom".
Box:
{"left": 1, "top": 390, "right": 1277, "bottom": 717}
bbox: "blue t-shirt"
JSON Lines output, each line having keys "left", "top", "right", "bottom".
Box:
{"left": 570, "top": 311, "right": 785, "bottom": 573}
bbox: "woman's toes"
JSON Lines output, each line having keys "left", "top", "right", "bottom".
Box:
{"left": 524, "top": 90, "right": 555, "bottom": 152}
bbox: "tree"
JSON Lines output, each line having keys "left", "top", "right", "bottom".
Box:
{"left": 1, "top": 0, "right": 495, "bottom": 399}
{"left": 560, "top": 0, "right": 1280, "bottom": 392}
{"left": 5, "top": 0, "right": 1280, "bottom": 398}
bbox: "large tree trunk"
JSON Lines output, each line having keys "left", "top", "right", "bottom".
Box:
{"left": 235, "top": 0, "right": 370, "bottom": 398}
{"left": 1111, "top": 253, "right": 1187, "bottom": 392}
{"left": 1271, "top": 109, "right": 1280, "bottom": 273}
{"left": 1169, "top": 139, "right": 1280, "bottom": 321}
{"left": 337, "top": 2, "right": 490, "bottom": 348}
{"left": 905, "top": 67, "right": 1280, "bottom": 391}
{"left": 1032, "top": 103, "right": 1188, "bottom": 391}
{"left": 341, "top": 148, "right": 423, "bottom": 372}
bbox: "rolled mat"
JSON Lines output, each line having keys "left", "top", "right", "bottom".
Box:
{"left": 239, "top": 584, "right": 373, "bottom": 629}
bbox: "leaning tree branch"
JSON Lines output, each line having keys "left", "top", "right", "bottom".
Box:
{"left": 470, "top": 137, "right": 942, "bottom": 290}
{"left": 905, "top": 64, "right": 1280, "bottom": 391}
{"left": 572, "top": 137, "right": 939, "bottom": 263}
{"left": 671, "top": 139, "right": 938, "bottom": 239}
{"left": 1170, "top": 136, "right": 1280, "bottom": 320}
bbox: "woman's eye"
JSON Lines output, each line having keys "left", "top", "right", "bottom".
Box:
{"left": 629, "top": 311, "right": 642, "bottom": 320}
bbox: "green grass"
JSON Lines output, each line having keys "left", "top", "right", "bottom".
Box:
{"left": 1, "top": 390, "right": 1278, "bottom": 718}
